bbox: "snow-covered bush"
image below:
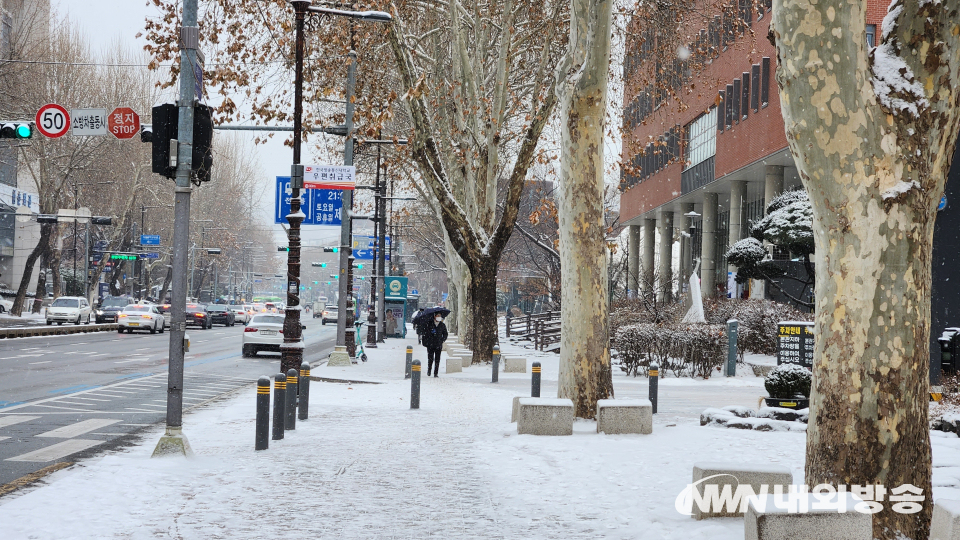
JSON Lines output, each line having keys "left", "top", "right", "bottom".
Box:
{"left": 764, "top": 363, "right": 811, "bottom": 398}
{"left": 674, "top": 324, "right": 727, "bottom": 378}
{"left": 615, "top": 322, "right": 726, "bottom": 378}
{"left": 703, "top": 298, "right": 812, "bottom": 358}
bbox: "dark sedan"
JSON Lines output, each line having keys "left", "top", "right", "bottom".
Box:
{"left": 205, "top": 305, "right": 236, "bottom": 327}
{"left": 185, "top": 304, "right": 212, "bottom": 329}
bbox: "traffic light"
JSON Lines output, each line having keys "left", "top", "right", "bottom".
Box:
{"left": 311, "top": 262, "right": 327, "bottom": 267}
{"left": 356, "top": 263, "right": 363, "bottom": 269}
{"left": 207, "top": 248, "right": 222, "bottom": 255}
{"left": 313, "top": 281, "right": 318, "bottom": 285}
{"left": 278, "top": 246, "right": 289, "bottom": 252}
{"left": 91, "top": 216, "right": 113, "bottom": 225}
{"left": 0, "top": 122, "right": 33, "bottom": 139}
{"left": 323, "top": 247, "right": 338, "bottom": 253}
{"left": 150, "top": 103, "right": 214, "bottom": 181}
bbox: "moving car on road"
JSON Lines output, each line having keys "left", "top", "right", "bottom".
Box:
{"left": 321, "top": 305, "right": 338, "bottom": 325}
{"left": 158, "top": 304, "right": 171, "bottom": 328}
{"left": 96, "top": 296, "right": 136, "bottom": 323}
{"left": 46, "top": 296, "right": 92, "bottom": 325}
{"left": 206, "top": 305, "right": 236, "bottom": 327}
{"left": 241, "top": 314, "right": 285, "bottom": 357}
{"left": 118, "top": 305, "right": 165, "bottom": 334}
{"left": 185, "top": 304, "right": 212, "bottom": 329}
{"left": 229, "top": 305, "right": 249, "bottom": 325}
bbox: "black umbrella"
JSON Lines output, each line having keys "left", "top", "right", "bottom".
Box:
{"left": 413, "top": 306, "right": 451, "bottom": 326}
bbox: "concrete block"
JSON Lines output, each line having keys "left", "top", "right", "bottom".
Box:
{"left": 517, "top": 398, "right": 573, "bottom": 436}
{"left": 597, "top": 399, "right": 652, "bottom": 434}
{"left": 512, "top": 396, "right": 521, "bottom": 422}
{"left": 327, "top": 346, "right": 352, "bottom": 366}
{"left": 461, "top": 355, "right": 472, "bottom": 367}
{"left": 744, "top": 493, "right": 872, "bottom": 539}
{"left": 445, "top": 357, "right": 462, "bottom": 373}
{"left": 691, "top": 462, "right": 793, "bottom": 519}
{"left": 932, "top": 499, "right": 960, "bottom": 540}
{"left": 504, "top": 356, "right": 526, "bottom": 373}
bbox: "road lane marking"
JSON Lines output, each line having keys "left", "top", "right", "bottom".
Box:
{"left": 124, "top": 408, "right": 164, "bottom": 413}
{"left": 0, "top": 437, "right": 8, "bottom": 441}
{"left": 67, "top": 396, "right": 110, "bottom": 402}
{"left": 6, "top": 439, "right": 102, "bottom": 462}
{"left": 28, "top": 361, "right": 52, "bottom": 365}
{"left": 92, "top": 389, "right": 137, "bottom": 394}
{"left": 32, "top": 404, "right": 94, "bottom": 411}
{"left": 0, "top": 416, "right": 40, "bottom": 428}
{"left": 16, "top": 354, "right": 45, "bottom": 358}
{"left": 50, "top": 401, "right": 94, "bottom": 407}
{"left": 114, "top": 359, "right": 145, "bottom": 364}
{"left": 37, "top": 419, "right": 121, "bottom": 438}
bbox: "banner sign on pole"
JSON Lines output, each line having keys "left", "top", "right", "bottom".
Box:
{"left": 71, "top": 108, "right": 108, "bottom": 136}
{"left": 275, "top": 176, "right": 342, "bottom": 226}
{"left": 303, "top": 165, "right": 355, "bottom": 190}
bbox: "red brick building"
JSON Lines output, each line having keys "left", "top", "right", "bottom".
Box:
{"left": 620, "top": 0, "right": 885, "bottom": 300}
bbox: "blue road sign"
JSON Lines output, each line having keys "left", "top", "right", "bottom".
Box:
{"left": 275, "top": 176, "right": 342, "bottom": 226}
{"left": 140, "top": 234, "right": 160, "bottom": 246}
{"left": 411, "top": 289, "right": 418, "bottom": 295}
{"left": 141, "top": 252, "right": 160, "bottom": 259}
{"left": 352, "top": 249, "right": 390, "bottom": 260}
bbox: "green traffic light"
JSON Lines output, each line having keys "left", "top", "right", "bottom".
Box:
{"left": 15, "top": 124, "right": 31, "bottom": 138}
{"left": 321, "top": 263, "right": 327, "bottom": 268}
{"left": 332, "top": 247, "right": 338, "bottom": 253}
{"left": 357, "top": 263, "right": 363, "bottom": 269}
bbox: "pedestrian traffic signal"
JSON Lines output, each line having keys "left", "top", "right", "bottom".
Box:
{"left": 0, "top": 122, "right": 33, "bottom": 139}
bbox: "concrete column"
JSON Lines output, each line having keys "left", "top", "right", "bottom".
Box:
{"left": 728, "top": 181, "right": 747, "bottom": 299}
{"left": 701, "top": 192, "right": 719, "bottom": 298}
{"left": 657, "top": 211, "right": 674, "bottom": 301}
{"left": 677, "top": 203, "right": 694, "bottom": 297}
{"left": 752, "top": 166, "right": 785, "bottom": 299}
{"left": 627, "top": 225, "right": 640, "bottom": 299}
{"left": 642, "top": 218, "right": 656, "bottom": 295}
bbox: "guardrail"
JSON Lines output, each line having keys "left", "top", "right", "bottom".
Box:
{"left": 534, "top": 319, "right": 561, "bottom": 351}
{"left": 505, "top": 310, "right": 560, "bottom": 339}
{"left": 0, "top": 323, "right": 119, "bottom": 339}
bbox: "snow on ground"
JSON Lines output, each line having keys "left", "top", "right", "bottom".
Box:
{"left": 1, "top": 329, "right": 959, "bottom": 539}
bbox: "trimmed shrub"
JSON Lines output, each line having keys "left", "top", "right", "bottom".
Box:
{"left": 764, "top": 363, "right": 812, "bottom": 398}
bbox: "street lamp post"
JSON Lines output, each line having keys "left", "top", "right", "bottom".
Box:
{"left": 287, "top": 0, "right": 391, "bottom": 371}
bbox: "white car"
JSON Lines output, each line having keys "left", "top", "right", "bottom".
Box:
{"left": 46, "top": 296, "right": 92, "bottom": 325}
{"left": 242, "top": 313, "right": 296, "bottom": 357}
{"left": 0, "top": 297, "right": 13, "bottom": 314}
{"left": 118, "top": 305, "right": 165, "bottom": 334}
{"left": 229, "top": 305, "right": 249, "bottom": 324}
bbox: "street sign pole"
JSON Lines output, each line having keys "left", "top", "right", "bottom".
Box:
{"left": 154, "top": 0, "right": 198, "bottom": 458}
{"left": 336, "top": 51, "right": 357, "bottom": 356}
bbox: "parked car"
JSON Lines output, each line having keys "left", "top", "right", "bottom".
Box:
{"left": 321, "top": 305, "right": 338, "bottom": 325}
{"left": 46, "top": 296, "right": 92, "bottom": 325}
{"left": 118, "top": 305, "right": 165, "bottom": 334}
{"left": 96, "top": 296, "right": 136, "bottom": 323}
{"left": 0, "top": 296, "right": 12, "bottom": 314}
{"left": 206, "top": 304, "right": 236, "bottom": 327}
{"left": 229, "top": 305, "right": 249, "bottom": 324}
{"left": 185, "top": 304, "right": 212, "bottom": 329}
{"left": 241, "top": 314, "right": 304, "bottom": 357}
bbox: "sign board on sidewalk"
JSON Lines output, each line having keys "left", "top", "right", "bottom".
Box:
{"left": 35, "top": 103, "right": 70, "bottom": 138}
{"left": 140, "top": 234, "right": 161, "bottom": 246}
{"left": 108, "top": 107, "right": 140, "bottom": 140}
{"left": 274, "top": 176, "right": 343, "bottom": 226}
{"left": 303, "top": 165, "right": 355, "bottom": 190}
{"left": 776, "top": 321, "right": 814, "bottom": 368}
{"left": 70, "top": 108, "right": 107, "bottom": 136}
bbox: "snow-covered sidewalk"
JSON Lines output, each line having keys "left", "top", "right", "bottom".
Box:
{"left": 1, "top": 333, "right": 959, "bottom": 539}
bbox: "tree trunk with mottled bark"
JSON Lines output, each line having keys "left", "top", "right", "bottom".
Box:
{"left": 772, "top": 0, "right": 960, "bottom": 536}
{"left": 469, "top": 258, "right": 499, "bottom": 362}
{"left": 11, "top": 223, "right": 52, "bottom": 316}
{"left": 556, "top": 0, "right": 614, "bottom": 418}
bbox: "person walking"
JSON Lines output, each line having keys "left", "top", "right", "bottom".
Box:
{"left": 414, "top": 308, "right": 425, "bottom": 344}
{"left": 422, "top": 311, "right": 448, "bottom": 377}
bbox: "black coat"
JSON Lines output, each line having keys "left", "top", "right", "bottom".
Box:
{"left": 421, "top": 320, "right": 448, "bottom": 349}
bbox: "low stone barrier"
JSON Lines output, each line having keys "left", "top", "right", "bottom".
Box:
{"left": 932, "top": 499, "right": 960, "bottom": 540}
{"left": 691, "top": 462, "right": 794, "bottom": 520}
{"left": 517, "top": 398, "right": 574, "bottom": 436}
{"left": 445, "top": 357, "right": 462, "bottom": 374}
{"left": 597, "top": 399, "right": 652, "bottom": 434}
{"left": 504, "top": 356, "right": 526, "bottom": 373}
{"left": 744, "top": 493, "right": 871, "bottom": 539}
{"left": 0, "top": 323, "right": 119, "bottom": 339}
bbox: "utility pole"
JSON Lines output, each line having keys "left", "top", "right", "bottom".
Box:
{"left": 154, "top": 0, "right": 199, "bottom": 458}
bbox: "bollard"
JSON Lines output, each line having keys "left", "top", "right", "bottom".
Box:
{"left": 411, "top": 360, "right": 421, "bottom": 409}
{"left": 285, "top": 368, "right": 298, "bottom": 431}
{"left": 649, "top": 363, "right": 659, "bottom": 414}
{"left": 531, "top": 361, "right": 541, "bottom": 397}
{"left": 726, "top": 319, "right": 738, "bottom": 377}
{"left": 492, "top": 345, "right": 500, "bottom": 383}
{"left": 255, "top": 376, "right": 270, "bottom": 451}
{"left": 272, "top": 373, "right": 286, "bottom": 440}
{"left": 298, "top": 362, "right": 311, "bottom": 421}
{"left": 405, "top": 346, "right": 413, "bottom": 379}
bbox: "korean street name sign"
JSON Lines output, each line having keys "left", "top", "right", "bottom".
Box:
{"left": 71, "top": 108, "right": 108, "bottom": 136}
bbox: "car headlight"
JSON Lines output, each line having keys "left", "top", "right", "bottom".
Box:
{"left": 96, "top": 310, "right": 103, "bottom": 315}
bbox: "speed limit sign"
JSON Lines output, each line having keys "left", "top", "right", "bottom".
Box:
{"left": 35, "top": 103, "right": 70, "bottom": 138}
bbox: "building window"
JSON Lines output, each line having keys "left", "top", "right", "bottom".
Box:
{"left": 866, "top": 24, "right": 876, "bottom": 48}
{"left": 685, "top": 108, "right": 717, "bottom": 171}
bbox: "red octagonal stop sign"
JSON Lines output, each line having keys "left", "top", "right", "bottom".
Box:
{"left": 108, "top": 107, "right": 140, "bottom": 140}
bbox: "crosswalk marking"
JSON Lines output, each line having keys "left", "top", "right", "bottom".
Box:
{"left": 0, "top": 416, "right": 40, "bottom": 428}
{"left": 51, "top": 401, "right": 94, "bottom": 407}
{"left": 0, "top": 437, "right": 8, "bottom": 441}
{"left": 37, "top": 419, "right": 121, "bottom": 438}
{"left": 6, "top": 439, "right": 102, "bottom": 462}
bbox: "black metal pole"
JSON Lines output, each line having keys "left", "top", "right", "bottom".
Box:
{"left": 532, "top": 361, "right": 541, "bottom": 397}
{"left": 298, "top": 362, "right": 310, "bottom": 421}
{"left": 410, "top": 360, "right": 421, "bottom": 409}
{"left": 255, "top": 376, "right": 270, "bottom": 450}
{"left": 649, "top": 363, "right": 659, "bottom": 414}
{"left": 285, "top": 367, "right": 298, "bottom": 430}
{"left": 272, "top": 373, "right": 285, "bottom": 440}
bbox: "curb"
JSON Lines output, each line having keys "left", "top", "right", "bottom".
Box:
{"left": 0, "top": 323, "right": 119, "bottom": 339}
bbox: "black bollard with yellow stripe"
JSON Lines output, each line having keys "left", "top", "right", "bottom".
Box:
{"left": 411, "top": 360, "right": 421, "bottom": 409}
{"left": 272, "top": 373, "right": 286, "bottom": 441}
{"left": 531, "top": 361, "right": 541, "bottom": 397}
{"left": 492, "top": 345, "right": 500, "bottom": 383}
{"left": 255, "top": 376, "right": 270, "bottom": 450}
{"left": 405, "top": 346, "right": 413, "bottom": 379}
{"left": 298, "top": 362, "right": 311, "bottom": 421}
{"left": 649, "top": 363, "right": 659, "bottom": 414}
{"left": 285, "top": 368, "right": 298, "bottom": 430}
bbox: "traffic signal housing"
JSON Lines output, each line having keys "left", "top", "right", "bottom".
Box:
{"left": 0, "top": 122, "right": 33, "bottom": 139}
{"left": 150, "top": 103, "right": 214, "bottom": 181}
{"left": 323, "top": 247, "right": 338, "bottom": 253}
